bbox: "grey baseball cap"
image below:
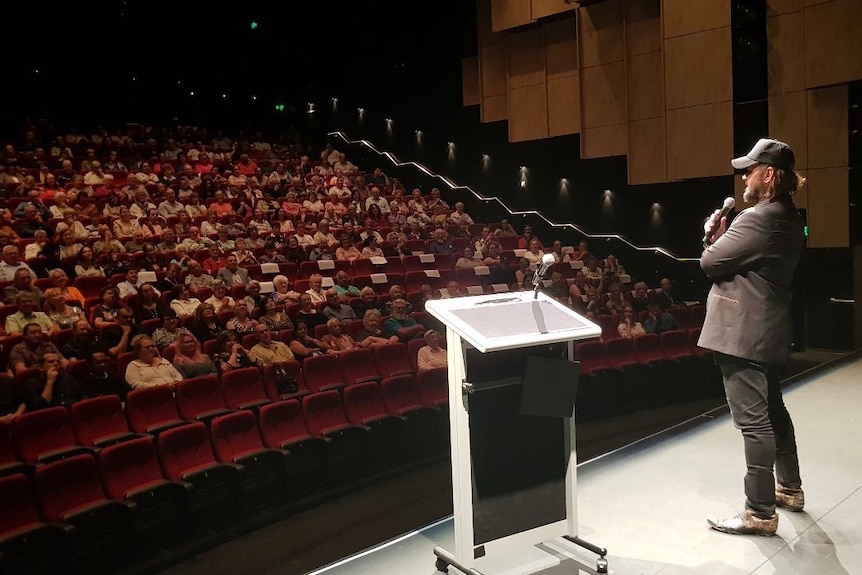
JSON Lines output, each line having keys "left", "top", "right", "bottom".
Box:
{"left": 731, "top": 138, "right": 795, "bottom": 171}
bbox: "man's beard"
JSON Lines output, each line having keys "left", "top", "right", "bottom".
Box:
{"left": 743, "top": 185, "right": 762, "bottom": 204}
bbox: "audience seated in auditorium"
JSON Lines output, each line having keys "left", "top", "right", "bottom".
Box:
{"left": 78, "top": 351, "right": 132, "bottom": 400}
{"left": 23, "top": 351, "right": 83, "bottom": 410}
{"left": 124, "top": 334, "right": 183, "bottom": 389}
{"left": 173, "top": 332, "right": 218, "bottom": 379}
{"left": 5, "top": 292, "right": 57, "bottom": 336}
{"left": 617, "top": 305, "right": 646, "bottom": 339}
{"left": 383, "top": 298, "right": 425, "bottom": 343}
{"left": 417, "top": 329, "right": 447, "bottom": 371}
{"left": 214, "top": 330, "right": 258, "bottom": 372}
{"left": 643, "top": 303, "right": 680, "bottom": 334}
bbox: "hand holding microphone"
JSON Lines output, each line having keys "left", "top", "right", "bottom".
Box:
{"left": 703, "top": 197, "right": 735, "bottom": 245}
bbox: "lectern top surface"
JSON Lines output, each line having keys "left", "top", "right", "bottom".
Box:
{"left": 424, "top": 290, "right": 600, "bottom": 352}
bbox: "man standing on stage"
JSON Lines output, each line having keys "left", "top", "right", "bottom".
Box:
{"left": 700, "top": 138, "right": 806, "bottom": 536}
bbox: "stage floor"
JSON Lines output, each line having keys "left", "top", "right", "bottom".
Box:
{"left": 309, "top": 356, "right": 862, "bottom": 575}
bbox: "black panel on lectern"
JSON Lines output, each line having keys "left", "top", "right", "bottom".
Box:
{"left": 465, "top": 343, "right": 572, "bottom": 547}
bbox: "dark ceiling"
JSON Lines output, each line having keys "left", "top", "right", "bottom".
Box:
{"left": 7, "top": 1, "right": 478, "bottom": 132}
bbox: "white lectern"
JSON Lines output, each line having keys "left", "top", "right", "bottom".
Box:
{"left": 425, "top": 290, "right": 608, "bottom": 575}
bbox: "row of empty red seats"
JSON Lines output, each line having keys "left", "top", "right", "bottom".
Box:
{"left": 0, "top": 366, "right": 450, "bottom": 574}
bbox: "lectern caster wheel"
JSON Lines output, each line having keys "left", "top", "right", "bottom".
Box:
{"left": 435, "top": 558, "right": 449, "bottom": 572}
{"left": 596, "top": 557, "right": 608, "bottom": 574}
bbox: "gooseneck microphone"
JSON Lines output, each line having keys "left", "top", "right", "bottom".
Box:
{"left": 703, "top": 196, "right": 736, "bottom": 244}
{"left": 532, "top": 252, "right": 557, "bottom": 299}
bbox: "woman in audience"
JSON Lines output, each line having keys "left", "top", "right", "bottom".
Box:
{"left": 213, "top": 330, "right": 258, "bottom": 372}
{"left": 58, "top": 229, "right": 83, "bottom": 259}
{"left": 133, "top": 283, "right": 166, "bottom": 323}
{"left": 172, "top": 332, "right": 218, "bottom": 379}
{"left": 259, "top": 298, "right": 293, "bottom": 331}
{"left": 335, "top": 234, "right": 361, "bottom": 262}
{"left": 125, "top": 334, "right": 184, "bottom": 389}
{"left": 604, "top": 282, "right": 627, "bottom": 315}
{"left": 360, "top": 235, "right": 384, "bottom": 258}
{"left": 170, "top": 284, "right": 201, "bottom": 318}
{"left": 49, "top": 268, "right": 86, "bottom": 306}
{"left": 233, "top": 237, "right": 259, "bottom": 266}
{"left": 44, "top": 287, "right": 87, "bottom": 330}
{"left": 455, "top": 246, "right": 484, "bottom": 270}
{"left": 137, "top": 242, "right": 163, "bottom": 272}
{"left": 92, "top": 285, "right": 121, "bottom": 328}
{"left": 281, "top": 191, "right": 303, "bottom": 220}
{"left": 151, "top": 310, "right": 191, "bottom": 349}
{"left": 271, "top": 275, "right": 301, "bottom": 305}
{"left": 514, "top": 257, "right": 532, "bottom": 288}
{"left": 364, "top": 203, "right": 387, "bottom": 229}
{"left": 102, "top": 192, "right": 123, "bottom": 217}
{"left": 189, "top": 303, "right": 221, "bottom": 343}
{"left": 275, "top": 208, "right": 295, "bottom": 234}
{"left": 617, "top": 305, "right": 646, "bottom": 339}
{"left": 284, "top": 235, "right": 307, "bottom": 265}
{"left": 173, "top": 211, "right": 193, "bottom": 235}
{"left": 288, "top": 320, "right": 332, "bottom": 360}
{"left": 74, "top": 246, "right": 105, "bottom": 277}
{"left": 355, "top": 309, "right": 399, "bottom": 347}
{"left": 225, "top": 302, "right": 259, "bottom": 335}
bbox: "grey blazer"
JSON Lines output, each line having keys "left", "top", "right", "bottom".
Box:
{"left": 698, "top": 197, "right": 803, "bottom": 364}
{"left": 215, "top": 267, "right": 250, "bottom": 287}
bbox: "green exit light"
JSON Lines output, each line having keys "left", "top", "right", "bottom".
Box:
{"left": 803, "top": 225, "right": 809, "bottom": 237}
{"left": 250, "top": 21, "right": 258, "bottom": 30}
{"left": 274, "top": 104, "right": 285, "bottom": 112}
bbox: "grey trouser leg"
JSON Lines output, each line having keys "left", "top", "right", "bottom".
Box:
{"left": 717, "top": 354, "right": 801, "bottom": 517}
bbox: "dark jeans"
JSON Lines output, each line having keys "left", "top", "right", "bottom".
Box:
{"left": 716, "top": 353, "right": 801, "bottom": 518}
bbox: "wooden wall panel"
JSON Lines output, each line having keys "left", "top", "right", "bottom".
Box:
{"left": 627, "top": 52, "right": 664, "bottom": 120}
{"left": 509, "top": 85, "right": 550, "bottom": 141}
{"left": 628, "top": 118, "right": 667, "bottom": 184}
{"left": 581, "top": 62, "right": 627, "bottom": 128}
{"left": 579, "top": 1, "right": 626, "bottom": 159}
{"left": 507, "top": 27, "right": 548, "bottom": 142}
{"left": 806, "top": 167, "right": 849, "bottom": 247}
{"left": 478, "top": 0, "right": 504, "bottom": 46}
{"left": 766, "top": 0, "right": 803, "bottom": 16}
{"left": 548, "top": 75, "right": 581, "bottom": 136}
{"left": 483, "top": 95, "right": 509, "bottom": 123}
{"left": 666, "top": 102, "right": 734, "bottom": 180}
{"left": 806, "top": 85, "right": 848, "bottom": 169}
{"left": 545, "top": 17, "right": 578, "bottom": 79}
{"left": 804, "top": 0, "right": 862, "bottom": 88}
{"left": 664, "top": 26, "right": 733, "bottom": 109}
{"left": 462, "top": 57, "right": 480, "bottom": 106}
{"left": 545, "top": 17, "right": 580, "bottom": 137}
{"left": 578, "top": 0, "right": 625, "bottom": 67}
{"left": 803, "top": 0, "right": 831, "bottom": 6}
{"left": 768, "top": 91, "right": 808, "bottom": 169}
{"left": 662, "top": 0, "right": 730, "bottom": 38}
{"left": 767, "top": 12, "right": 805, "bottom": 95}
{"left": 480, "top": 43, "right": 509, "bottom": 123}
{"left": 508, "top": 27, "right": 545, "bottom": 89}
{"left": 492, "top": 0, "right": 534, "bottom": 31}
{"left": 625, "top": 0, "right": 661, "bottom": 56}
{"left": 531, "top": 0, "right": 576, "bottom": 20}
{"left": 581, "top": 124, "right": 628, "bottom": 159}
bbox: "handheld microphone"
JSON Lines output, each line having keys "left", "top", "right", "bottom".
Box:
{"left": 532, "top": 252, "right": 556, "bottom": 299}
{"left": 534, "top": 252, "right": 556, "bottom": 280}
{"left": 702, "top": 196, "right": 735, "bottom": 244}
